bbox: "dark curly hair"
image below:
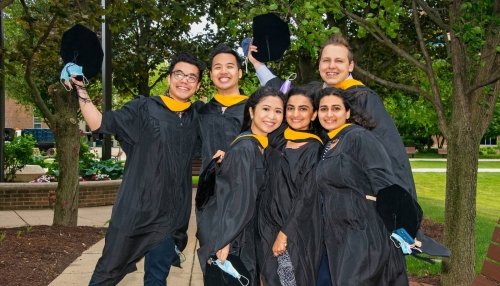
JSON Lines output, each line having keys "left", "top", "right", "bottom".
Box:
{"left": 167, "top": 52, "right": 205, "bottom": 82}
{"left": 315, "top": 87, "right": 376, "bottom": 130}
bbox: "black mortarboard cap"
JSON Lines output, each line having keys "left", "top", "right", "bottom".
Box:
{"left": 415, "top": 230, "right": 451, "bottom": 257}
{"left": 60, "top": 24, "right": 103, "bottom": 80}
{"left": 376, "top": 184, "right": 423, "bottom": 238}
{"left": 251, "top": 13, "right": 290, "bottom": 62}
{"left": 195, "top": 159, "right": 217, "bottom": 211}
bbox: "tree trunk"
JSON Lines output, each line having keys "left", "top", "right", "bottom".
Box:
{"left": 297, "top": 50, "right": 315, "bottom": 84}
{"left": 51, "top": 86, "right": 81, "bottom": 226}
{"left": 441, "top": 101, "right": 479, "bottom": 285}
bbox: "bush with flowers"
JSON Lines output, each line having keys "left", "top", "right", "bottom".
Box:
{"left": 31, "top": 139, "right": 124, "bottom": 182}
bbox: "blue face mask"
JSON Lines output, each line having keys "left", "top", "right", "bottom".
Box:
{"left": 390, "top": 232, "right": 412, "bottom": 255}
{"left": 213, "top": 259, "right": 250, "bottom": 286}
{"left": 60, "top": 62, "right": 88, "bottom": 90}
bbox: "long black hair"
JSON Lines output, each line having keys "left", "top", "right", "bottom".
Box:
{"left": 315, "top": 87, "right": 376, "bottom": 130}
{"left": 241, "top": 86, "right": 286, "bottom": 132}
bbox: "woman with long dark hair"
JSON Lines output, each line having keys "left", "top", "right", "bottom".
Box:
{"left": 257, "top": 85, "right": 323, "bottom": 286}
{"left": 314, "top": 87, "right": 408, "bottom": 286}
{"left": 197, "top": 86, "right": 285, "bottom": 286}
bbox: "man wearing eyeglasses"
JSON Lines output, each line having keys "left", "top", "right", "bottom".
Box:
{"left": 71, "top": 52, "right": 204, "bottom": 286}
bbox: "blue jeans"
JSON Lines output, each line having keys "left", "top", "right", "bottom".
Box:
{"left": 144, "top": 235, "right": 177, "bottom": 286}
{"left": 316, "top": 254, "right": 332, "bottom": 286}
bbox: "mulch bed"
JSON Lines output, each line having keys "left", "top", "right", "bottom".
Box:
{"left": 0, "top": 225, "right": 105, "bottom": 286}
{"left": 0, "top": 219, "right": 444, "bottom": 286}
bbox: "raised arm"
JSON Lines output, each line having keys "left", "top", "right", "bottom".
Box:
{"left": 70, "top": 78, "right": 102, "bottom": 131}
{"left": 247, "top": 44, "right": 277, "bottom": 86}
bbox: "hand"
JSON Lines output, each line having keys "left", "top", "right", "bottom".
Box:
{"left": 212, "top": 150, "right": 226, "bottom": 163}
{"left": 62, "top": 79, "right": 73, "bottom": 91}
{"left": 70, "top": 77, "right": 86, "bottom": 89}
{"left": 216, "top": 244, "right": 230, "bottom": 263}
{"left": 247, "top": 44, "right": 264, "bottom": 69}
{"left": 272, "top": 231, "right": 288, "bottom": 257}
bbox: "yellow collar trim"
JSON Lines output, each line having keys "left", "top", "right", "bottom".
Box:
{"left": 334, "top": 78, "right": 365, "bottom": 90}
{"left": 327, "top": 124, "right": 352, "bottom": 139}
{"left": 160, "top": 95, "right": 191, "bottom": 112}
{"left": 213, "top": 94, "right": 247, "bottom": 107}
{"left": 284, "top": 127, "right": 323, "bottom": 144}
{"left": 232, "top": 134, "right": 269, "bottom": 149}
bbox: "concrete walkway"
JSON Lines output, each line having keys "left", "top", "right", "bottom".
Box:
{"left": 0, "top": 204, "right": 203, "bottom": 285}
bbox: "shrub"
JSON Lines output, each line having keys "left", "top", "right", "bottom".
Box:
{"left": 479, "top": 147, "right": 498, "bottom": 155}
{"left": 82, "top": 159, "right": 124, "bottom": 180}
{"left": 47, "top": 140, "right": 124, "bottom": 180}
{"left": 3, "top": 135, "right": 36, "bottom": 181}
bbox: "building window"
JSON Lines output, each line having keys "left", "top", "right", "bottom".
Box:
{"left": 33, "top": 117, "right": 42, "bottom": 129}
{"left": 480, "top": 137, "right": 497, "bottom": 146}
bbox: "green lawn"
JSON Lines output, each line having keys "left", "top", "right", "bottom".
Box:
{"left": 406, "top": 173, "right": 500, "bottom": 275}
{"left": 410, "top": 160, "right": 500, "bottom": 169}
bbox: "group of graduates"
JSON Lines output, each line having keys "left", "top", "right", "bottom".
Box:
{"left": 69, "top": 33, "right": 422, "bottom": 286}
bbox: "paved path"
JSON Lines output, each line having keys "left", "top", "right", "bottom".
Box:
{"left": 0, "top": 201, "right": 203, "bottom": 285}
{"left": 412, "top": 168, "right": 500, "bottom": 172}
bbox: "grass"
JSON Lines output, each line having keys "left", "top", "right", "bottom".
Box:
{"left": 410, "top": 160, "right": 500, "bottom": 169}
{"left": 412, "top": 150, "right": 500, "bottom": 159}
{"left": 192, "top": 176, "right": 199, "bottom": 185}
{"left": 406, "top": 172, "right": 500, "bottom": 275}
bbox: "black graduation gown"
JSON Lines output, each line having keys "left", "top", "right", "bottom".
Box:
{"left": 90, "top": 96, "right": 203, "bottom": 284}
{"left": 198, "top": 99, "right": 247, "bottom": 170}
{"left": 265, "top": 78, "right": 417, "bottom": 198}
{"left": 344, "top": 85, "right": 416, "bottom": 198}
{"left": 197, "top": 135, "right": 267, "bottom": 286}
{"left": 258, "top": 139, "right": 323, "bottom": 286}
{"left": 316, "top": 125, "right": 408, "bottom": 286}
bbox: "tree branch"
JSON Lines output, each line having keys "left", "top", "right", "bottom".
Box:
{"left": 411, "top": 0, "right": 449, "bottom": 139}
{"left": 468, "top": 68, "right": 500, "bottom": 95}
{"left": 468, "top": 0, "right": 500, "bottom": 96}
{"left": 150, "top": 71, "right": 168, "bottom": 90}
{"left": 0, "top": 0, "right": 14, "bottom": 10}
{"left": 20, "top": 0, "right": 56, "bottom": 124}
{"left": 340, "top": 7, "right": 426, "bottom": 71}
{"left": 355, "top": 64, "right": 449, "bottom": 138}
{"left": 33, "top": 15, "right": 57, "bottom": 55}
{"left": 24, "top": 56, "right": 56, "bottom": 125}
{"left": 354, "top": 66, "right": 423, "bottom": 96}
{"left": 414, "top": 0, "right": 449, "bottom": 30}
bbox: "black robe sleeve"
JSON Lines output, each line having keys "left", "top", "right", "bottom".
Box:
{"left": 96, "top": 95, "right": 145, "bottom": 152}
{"left": 346, "top": 86, "right": 417, "bottom": 198}
{"left": 350, "top": 128, "right": 396, "bottom": 194}
{"left": 213, "top": 140, "right": 260, "bottom": 251}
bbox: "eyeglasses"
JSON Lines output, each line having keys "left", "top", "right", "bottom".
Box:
{"left": 171, "top": 70, "right": 198, "bottom": 83}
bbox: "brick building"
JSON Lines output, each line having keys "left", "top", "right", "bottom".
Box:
{"left": 5, "top": 97, "right": 48, "bottom": 130}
